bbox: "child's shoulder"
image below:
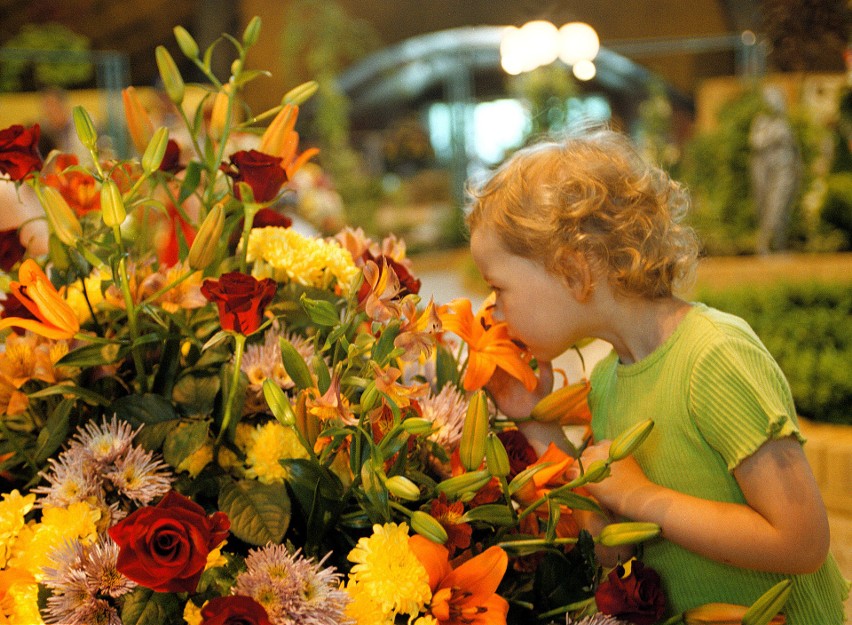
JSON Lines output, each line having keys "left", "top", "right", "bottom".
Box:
{"left": 685, "top": 303, "right": 762, "bottom": 347}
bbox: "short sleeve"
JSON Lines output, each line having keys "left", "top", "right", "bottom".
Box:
{"left": 688, "top": 334, "right": 804, "bottom": 472}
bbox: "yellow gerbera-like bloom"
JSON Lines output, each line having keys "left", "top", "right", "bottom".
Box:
{"left": 9, "top": 501, "right": 100, "bottom": 580}
{"left": 247, "top": 227, "right": 359, "bottom": 290}
{"left": 0, "top": 491, "right": 35, "bottom": 569}
{"left": 244, "top": 421, "right": 308, "bottom": 484}
{"left": 346, "top": 522, "right": 431, "bottom": 618}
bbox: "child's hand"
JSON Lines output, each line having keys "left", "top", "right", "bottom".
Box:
{"left": 486, "top": 361, "right": 554, "bottom": 420}
{"left": 581, "top": 440, "right": 652, "bottom": 516}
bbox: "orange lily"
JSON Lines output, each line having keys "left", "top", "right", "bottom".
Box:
{"left": 259, "top": 104, "right": 320, "bottom": 178}
{"left": 438, "top": 297, "right": 537, "bottom": 392}
{"left": 409, "top": 535, "right": 509, "bottom": 625}
{"left": 683, "top": 602, "right": 786, "bottom": 624}
{"left": 0, "top": 259, "right": 79, "bottom": 339}
{"left": 395, "top": 297, "right": 442, "bottom": 360}
{"left": 121, "top": 87, "right": 154, "bottom": 154}
{"left": 513, "top": 442, "right": 581, "bottom": 539}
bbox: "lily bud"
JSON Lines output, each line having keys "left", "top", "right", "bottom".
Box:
{"left": 608, "top": 419, "right": 655, "bottom": 462}
{"left": 459, "top": 390, "right": 489, "bottom": 471}
{"left": 208, "top": 84, "right": 232, "bottom": 140}
{"left": 282, "top": 80, "right": 319, "bottom": 106}
{"left": 582, "top": 459, "right": 611, "bottom": 484}
{"left": 597, "top": 522, "right": 661, "bottom": 547}
{"left": 100, "top": 179, "right": 126, "bottom": 228}
{"left": 72, "top": 106, "right": 97, "bottom": 151}
{"left": 187, "top": 203, "right": 224, "bottom": 270}
{"left": 279, "top": 337, "right": 314, "bottom": 390}
{"left": 683, "top": 602, "right": 786, "bottom": 625}
{"left": 37, "top": 185, "right": 82, "bottom": 246}
{"left": 141, "top": 127, "right": 170, "bottom": 174}
{"left": 529, "top": 379, "right": 590, "bottom": 424}
{"left": 155, "top": 45, "right": 185, "bottom": 105}
{"left": 485, "top": 432, "right": 510, "bottom": 478}
{"left": 435, "top": 469, "right": 492, "bottom": 498}
{"left": 385, "top": 476, "right": 420, "bottom": 501}
{"left": 259, "top": 104, "right": 297, "bottom": 158}
{"left": 262, "top": 379, "right": 295, "bottom": 427}
{"left": 242, "top": 16, "right": 262, "bottom": 47}
{"left": 122, "top": 86, "right": 154, "bottom": 154}
{"left": 173, "top": 25, "right": 199, "bottom": 59}
{"left": 401, "top": 418, "right": 434, "bottom": 436}
{"left": 742, "top": 579, "right": 792, "bottom": 625}
{"left": 410, "top": 511, "right": 448, "bottom": 544}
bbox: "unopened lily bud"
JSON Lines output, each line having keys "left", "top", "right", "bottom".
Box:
{"left": 459, "top": 390, "right": 489, "bottom": 472}
{"left": 155, "top": 45, "right": 185, "bottom": 105}
{"left": 209, "top": 85, "right": 231, "bottom": 140}
{"left": 262, "top": 379, "right": 295, "bottom": 427}
{"left": 608, "top": 418, "right": 655, "bottom": 462}
{"left": 597, "top": 522, "right": 660, "bottom": 547}
{"left": 187, "top": 203, "right": 224, "bottom": 270}
{"left": 359, "top": 383, "right": 380, "bottom": 413}
{"left": 485, "top": 432, "right": 510, "bottom": 478}
{"left": 142, "top": 127, "right": 170, "bottom": 174}
{"left": 385, "top": 476, "right": 420, "bottom": 501}
{"left": 282, "top": 80, "right": 319, "bottom": 106}
{"left": 173, "top": 25, "right": 199, "bottom": 59}
{"left": 401, "top": 418, "right": 434, "bottom": 436}
{"left": 242, "top": 16, "right": 262, "bottom": 47}
{"left": 122, "top": 87, "right": 154, "bottom": 154}
{"left": 100, "top": 179, "right": 126, "bottom": 228}
{"left": 38, "top": 185, "right": 82, "bottom": 246}
{"left": 529, "top": 379, "right": 590, "bottom": 424}
{"left": 435, "top": 469, "right": 492, "bottom": 498}
{"left": 581, "top": 459, "right": 611, "bottom": 484}
{"left": 742, "top": 579, "right": 792, "bottom": 625}
{"left": 684, "top": 602, "right": 786, "bottom": 625}
{"left": 410, "top": 511, "right": 448, "bottom": 544}
{"left": 72, "top": 106, "right": 98, "bottom": 151}
{"left": 279, "top": 337, "right": 314, "bottom": 390}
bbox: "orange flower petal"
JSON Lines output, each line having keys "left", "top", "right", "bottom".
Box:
{"left": 409, "top": 534, "right": 451, "bottom": 590}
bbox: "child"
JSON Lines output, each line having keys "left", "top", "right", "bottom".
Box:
{"left": 467, "top": 127, "right": 848, "bottom": 622}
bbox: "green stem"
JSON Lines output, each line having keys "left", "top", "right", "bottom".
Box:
{"left": 216, "top": 332, "right": 246, "bottom": 446}
{"left": 516, "top": 494, "right": 548, "bottom": 524}
{"left": 117, "top": 254, "right": 148, "bottom": 393}
{"left": 140, "top": 269, "right": 196, "bottom": 306}
{"left": 239, "top": 203, "right": 259, "bottom": 273}
{"left": 0, "top": 419, "right": 38, "bottom": 474}
{"left": 389, "top": 500, "right": 413, "bottom": 517}
{"left": 659, "top": 615, "right": 684, "bottom": 625}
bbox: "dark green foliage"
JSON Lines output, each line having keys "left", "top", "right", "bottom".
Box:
{"left": 700, "top": 282, "right": 852, "bottom": 424}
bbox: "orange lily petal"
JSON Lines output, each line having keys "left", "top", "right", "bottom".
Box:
{"left": 122, "top": 87, "right": 154, "bottom": 154}
{"left": 409, "top": 535, "right": 451, "bottom": 590}
{"left": 1, "top": 260, "right": 79, "bottom": 339}
{"left": 442, "top": 545, "right": 507, "bottom": 599}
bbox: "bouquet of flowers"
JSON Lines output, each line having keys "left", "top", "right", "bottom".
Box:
{"left": 0, "top": 18, "right": 791, "bottom": 625}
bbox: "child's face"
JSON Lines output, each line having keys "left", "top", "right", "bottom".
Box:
{"left": 470, "top": 226, "right": 584, "bottom": 362}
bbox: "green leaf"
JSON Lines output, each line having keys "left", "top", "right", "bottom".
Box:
{"left": 120, "top": 587, "right": 183, "bottom": 625}
{"left": 435, "top": 345, "right": 460, "bottom": 391}
{"left": 33, "top": 398, "right": 73, "bottom": 463}
{"left": 312, "top": 354, "right": 330, "bottom": 395}
{"left": 178, "top": 160, "right": 203, "bottom": 205}
{"left": 218, "top": 478, "right": 291, "bottom": 545}
{"left": 460, "top": 504, "right": 516, "bottom": 526}
{"left": 27, "top": 383, "right": 109, "bottom": 406}
{"left": 113, "top": 393, "right": 179, "bottom": 427}
{"left": 547, "top": 491, "right": 604, "bottom": 515}
{"left": 371, "top": 320, "right": 401, "bottom": 365}
{"left": 300, "top": 294, "right": 340, "bottom": 326}
{"left": 172, "top": 371, "right": 220, "bottom": 417}
{"left": 56, "top": 341, "right": 124, "bottom": 367}
{"left": 163, "top": 420, "right": 209, "bottom": 469}
{"left": 233, "top": 69, "right": 272, "bottom": 88}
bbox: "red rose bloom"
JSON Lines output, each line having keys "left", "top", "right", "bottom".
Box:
{"left": 159, "top": 139, "right": 183, "bottom": 172}
{"left": 200, "top": 596, "right": 272, "bottom": 625}
{"left": 222, "top": 149, "right": 287, "bottom": 203}
{"left": 497, "top": 429, "right": 539, "bottom": 480}
{"left": 0, "top": 124, "right": 42, "bottom": 181}
{"left": 108, "top": 490, "right": 230, "bottom": 593}
{"left": 0, "top": 229, "right": 25, "bottom": 272}
{"left": 201, "top": 272, "right": 277, "bottom": 335}
{"left": 595, "top": 561, "right": 666, "bottom": 625}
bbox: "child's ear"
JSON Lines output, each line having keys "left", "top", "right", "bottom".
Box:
{"left": 557, "top": 248, "right": 594, "bottom": 301}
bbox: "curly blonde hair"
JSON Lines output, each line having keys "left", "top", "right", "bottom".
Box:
{"left": 467, "top": 127, "right": 699, "bottom": 298}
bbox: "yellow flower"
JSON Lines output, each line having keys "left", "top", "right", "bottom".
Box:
{"left": 346, "top": 522, "right": 431, "bottom": 618}
{"left": 9, "top": 501, "right": 100, "bottom": 580}
{"left": 342, "top": 580, "right": 395, "bottom": 625}
{"left": 244, "top": 421, "right": 308, "bottom": 484}
{"left": 0, "top": 491, "right": 35, "bottom": 569}
{"left": 63, "top": 268, "right": 106, "bottom": 323}
{"left": 247, "top": 227, "right": 358, "bottom": 289}
{"left": 0, "top": 572, "right": 41, "bottom": 625}
{"left": 177, "top": 443, "right": 214, "bottom": 478}
{"left": 0, "top": 260, "right": 80, "bottom": 340}
{"left": 183, "top": 599, "right": 204, "bottom": 625}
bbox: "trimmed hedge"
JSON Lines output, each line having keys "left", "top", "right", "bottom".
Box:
{"left": 699, "top": 282, "right": 852, "bottom": 425}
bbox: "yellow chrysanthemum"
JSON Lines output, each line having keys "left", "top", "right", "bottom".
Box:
{"left": 346, "top": 522, "right": 431, "bottom": 617}
{"left": 244, "top": 421, "right": 309, "bottom": 484}
{"left": 247, "top": 227, "right": 358, "bottom": 289}
{"left": 9, "top": 501, "right": 100, "bottom": 579}
{"left": 342, "top": 580, "right": 394, "bottom": 625}
{"left": 0, "top": 571, "right": 42, "bottom": 625}
{"left": 182, "top": 599, "right": 203, "bottom": 625}
{"left": 177, "top": 443, "right": 213, "bottom": 478}
{"left": 0, "top": 491, "right": 35, "bottom": 570}
{"left": 413, "top": 616, "right": 439, "bottom": 625}
{"left": 63, "top": 269, "right": 106, "bottom": 323}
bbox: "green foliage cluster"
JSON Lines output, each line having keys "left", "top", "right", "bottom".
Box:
{"left": 699, "top": 282, "right": 852, "bottom": 425}
{"left": 0, "top": 22, "right": 93, "bottom": 91}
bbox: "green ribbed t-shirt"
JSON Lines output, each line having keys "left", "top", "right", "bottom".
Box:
{"left": 589, "top": 303, "right": 849, "bottom": 623}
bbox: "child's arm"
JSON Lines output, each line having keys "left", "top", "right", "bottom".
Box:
{"left": 581, "top": 436, "right": 830, "bottom": 575}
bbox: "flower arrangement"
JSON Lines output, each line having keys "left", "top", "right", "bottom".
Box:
{"left": 0, "top": 18, "right": 791, "bottom": 625}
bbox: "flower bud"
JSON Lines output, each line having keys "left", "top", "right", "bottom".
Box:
{"left": 401, "top": 418, "right": 434, "bottom": 436}
{"left": 173, "top": 25, "right": 199, "bottom": 59}
{"left": 282, "top": 80, "right": 319, "bottom": 106}
{"left": 410, "top": 511, "right": 448, "bottom": 544}
{"left": 597, "top": 522, "right": 660, "bottom": 547}
{"left": 242, "top": 16, "right": 262, "bottom": 47}
{"left": 608, "top": 418, "right": 655, "bottom": 462}
{"left": 581, "top": 459, "right": 611, "bottom": 484}
{"left": 279, "top": 337, "right": 314, "bottom": 390}
{"left": 37, "top": 185, "right": 82, "bottom": 246}
{"left": 485, "top": 432, "right": 510, "bottom": 478}
{"left": 155, "top": 45, "right": 185, "bottom": 105}
{"left": 529, "top": 379, "right": 590, "bottom": 424}
{"left": 100, "top": 179, "right": 126, "bottom": 228}
{"left": 385, "top": 476, "right": 420, "bottom": 501}
{"left": 209, "top": 85, "right": 232, "bottom": 140}
{"left": 142, "top": 127, "right": 170, "bottom": 174}
{"left": 459, "top": 389, "right": 489, "bottom": 472}
{"left": 72, "top": 106, "right": 98, "bottom": 151}
{"left": 122, "top": 87, "right": 154, "bottom": 154}
{"left": 187, "top": 203, "right": 224, "bottom": 270}
{"left": 742, "top": 579, "right": 792, "bottom": 625}
{"left": 435, "top": 469, "right": 492, "bottom": 498}
{"left": 262, "top": 378, "right": 295, "bottom": 427}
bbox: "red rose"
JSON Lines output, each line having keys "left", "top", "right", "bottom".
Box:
{"left": 497, "top": 429, "right": 538, "bottom": 480}
{"left": 108, "top": 490, "right": 230, "bottom": 593}
{"left": 228, "top": 207, "right": 292, "bottom": 250}
{"left": 201, "top": 272, "right": 277, "bottom": 335}
{"left": 595, "top": 561, "right": 666, "bottom": 625}
{"left": 159, "top": 139, "right": 183, "bottom": 173}
{"left": 200, "top": 596, "right": 272, "bottom": 625}
{"left": 222, "top": 150, "right": 287, "bottom": 203}
{"left": 0, "top": 124, "right": 42, "bottom": 181}
{"left": 0, "top": 229, "right": 25, "bottom": 272}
